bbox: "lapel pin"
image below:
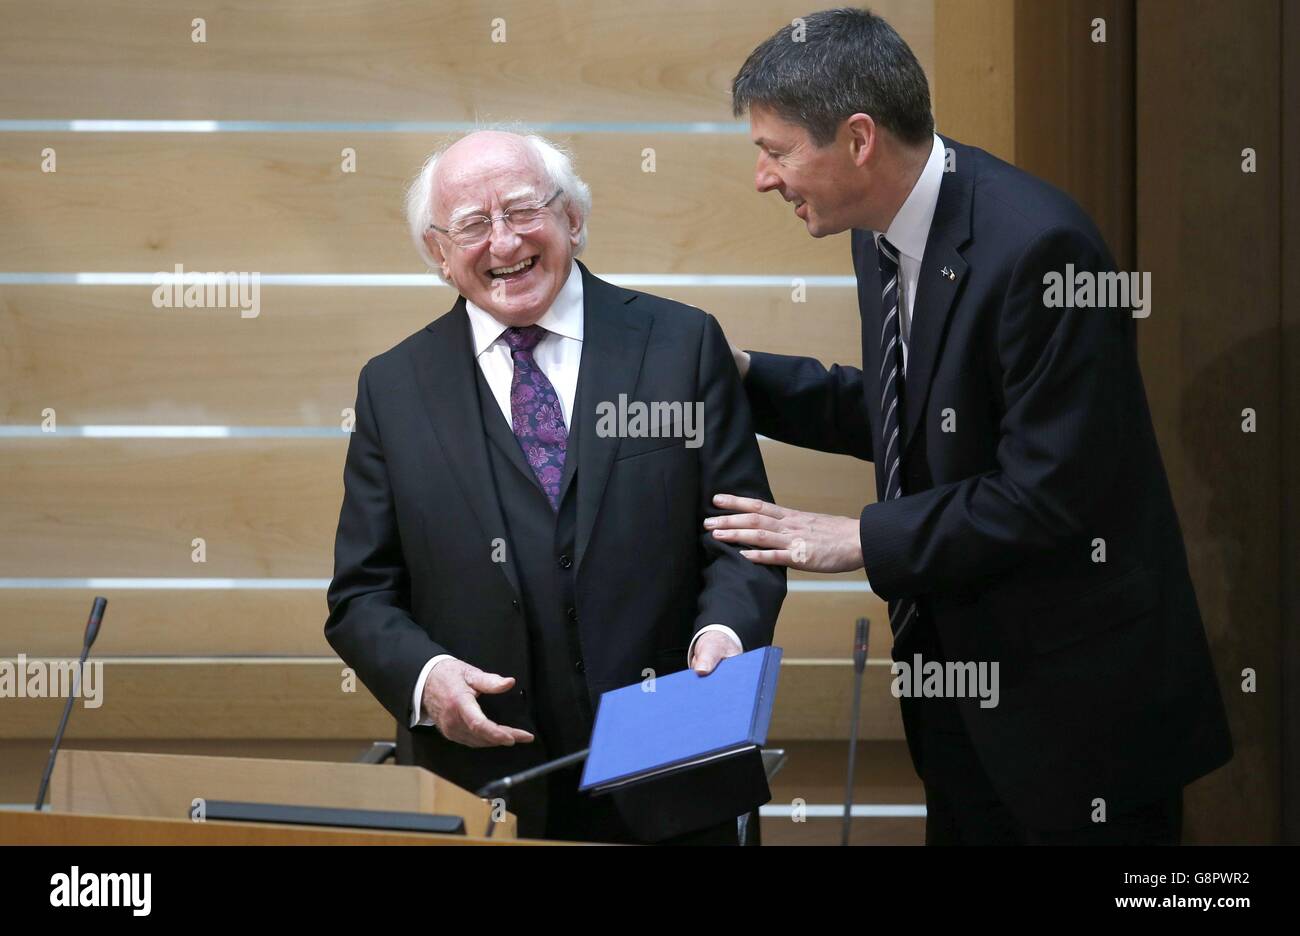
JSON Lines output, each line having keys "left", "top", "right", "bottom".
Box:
{"left": 940, "top": 266, "right": 956, "bottom": 281}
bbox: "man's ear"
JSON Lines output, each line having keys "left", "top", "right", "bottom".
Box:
{"left": 844, "top": 113, "right": 878, "bottom": 167}
{"left": 565, "top": 202, "right": 583, "bottom": 247}
{"left": 425, "top": 231, "right": 451, "bottom": 278}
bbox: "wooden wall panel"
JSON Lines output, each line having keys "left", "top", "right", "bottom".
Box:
{"left": 0, "top": 0, "right": 946, "bottom": 789}
{"left": 1014, "top": 0, "right": 1135, "bottom": 268}
{"left": 1136, "top": 0, "right": 1282, "bottom": 843}
{"left": 0, "top": 284, "right": 862, "bottom": 425}
{"left": 0, "top": 0, "right": 934, "bottom": 123}
{"left": 933, "top": 0, "right": 1016, "bottom": 161}
{"left": 1282, "top": 0, "right": 1300, "bottom": 847}
{"left": 0, "top": 588, "right": 889, "bottom": 660}
{"left": 0, "top": 658, "right": 904, "bottom": 740}
{"left": 0, "top": 439, "right": 875, "bottom": 577}
{"left": 0, "top": 133, "right": 851, "bottom": 274}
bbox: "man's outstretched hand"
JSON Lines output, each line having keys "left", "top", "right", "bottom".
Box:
{"left": 422, "top": 660, "right": 535, "bottom": 748}
{"left": 705, "top": 494, "right": 864, "bottom": 573}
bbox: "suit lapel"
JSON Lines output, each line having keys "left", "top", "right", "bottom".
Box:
{"left": 899, "top": 135, "right": 974, "bottom": 458}
{"left": 570, "top": 260, "right": 651, "bottom": 574}
{"left": 410, "top": 299, "right": 522, "bottom": 598}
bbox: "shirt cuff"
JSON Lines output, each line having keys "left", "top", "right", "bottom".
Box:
{"left": 688, "top": 625, "right": 743, "bottom": 667}
{"left": 410, "top": 654, "right": 455, "bottom": 728}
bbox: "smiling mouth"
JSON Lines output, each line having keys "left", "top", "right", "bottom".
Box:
{"left": 488, "top": 256, "right": 537, "bottom": 281}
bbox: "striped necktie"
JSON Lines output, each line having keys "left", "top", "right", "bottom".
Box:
{"left": 876, "top": 236, "right": 917, "bottom": 644}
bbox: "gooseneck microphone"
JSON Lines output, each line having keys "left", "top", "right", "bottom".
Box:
{"left": 34, "top": 596, "right": 107, "bottom": 811}
{"left": 475, "top": 747, "right": 590, "bottom": 838}
{"left": 842, "top": 616, "right": 870, "bottom": 846}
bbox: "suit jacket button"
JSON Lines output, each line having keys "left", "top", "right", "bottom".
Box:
{"left": 574, "top": 659, "right": 585, "bottom": 673}
{"left": 558, "top": 554, "right": 573, "bottom": 569}
{"left": 566, "top": 606, "right": 577, "bottom": 622}
{"left": 511, "top": 598, "right": 520, "bottom": 611}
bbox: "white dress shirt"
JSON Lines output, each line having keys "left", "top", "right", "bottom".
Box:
{"left": 873, "top": 132, "right": 946, "bottom": 377}
{"left": 466, "top": 259, "right": 585, "bottom": 430}
{"left": 410, "top": 260, "right": 741, "bottom": 727}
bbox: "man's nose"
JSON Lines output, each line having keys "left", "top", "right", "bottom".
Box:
{"left": 487, "top": 216, "right": 523, "bottom": 252}
{"left": 754, "top": 154, "right": 780, "bottom": 193}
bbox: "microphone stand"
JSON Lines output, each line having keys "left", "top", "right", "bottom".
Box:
{"left": 475, "top": 747, "right": 589, "bottom": 838}
{"left": 842, "top": 617, "right": 869, "bottom": 846}
{"left": 35, "top": 596, "right": 107, "bottom": 811}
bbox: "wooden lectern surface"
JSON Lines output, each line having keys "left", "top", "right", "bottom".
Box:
{"left": 8, "top": 749, "right": 545, "bottom": 844}
{"left": 0, "top": 810, "right": 555, "bottom": 845}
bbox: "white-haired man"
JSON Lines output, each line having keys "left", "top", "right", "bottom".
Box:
{"left": 325, "top": 131, "right": 785, "bottom": 843}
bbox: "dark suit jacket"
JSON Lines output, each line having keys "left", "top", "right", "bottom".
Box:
{"left": 744, "top": 136, "right": 1232, "bottom": 830}
{"left": 325, "top": 260, "right": 785, "bottom": 837}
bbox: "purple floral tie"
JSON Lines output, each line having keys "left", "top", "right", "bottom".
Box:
{"left": 502, "top": 325, "right": 568, "bottom": 509}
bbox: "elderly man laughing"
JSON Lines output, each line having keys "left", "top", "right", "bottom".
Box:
{"left": 325, "top": 130, "right": 785, "bottom": 843}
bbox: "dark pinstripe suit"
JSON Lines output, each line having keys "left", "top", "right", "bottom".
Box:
{"left": 744, "top": 136, "right": 1232, "bottom": 838}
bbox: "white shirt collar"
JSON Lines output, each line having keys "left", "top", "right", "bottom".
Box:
{"left": 875, "top": 133, "right": 945, "bottom": 262}
{"left": 464, "top": 260, "right": 584, "bottom": 357}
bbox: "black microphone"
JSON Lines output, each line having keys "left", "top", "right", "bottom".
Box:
{"left": 475, "top": 747, "right": 590, "bottom": 838}
{"left": 35, "top": 596, "right": 107, "bottom": 811}
{"left": 842, "top": 616, "right": 869, "bottom": 846}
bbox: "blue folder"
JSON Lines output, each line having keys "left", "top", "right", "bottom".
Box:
{"left": 579, "top": 646, "right": 783, "bottom": 793}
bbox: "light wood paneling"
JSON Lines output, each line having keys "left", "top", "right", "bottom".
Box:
{"left": 0, "top": 439, "right": 341, "bottom": 578}
{"left": 0, "top": 659, "right": 389, "bottom": 739}
{"left": 763, "top": 740, "right": 924, "bottom": 845}
{"left": 0, "top": 0, "right": 933, "bottom": 122}
{"left": 933, "top": 0, "right": 1016, "bottom": 161}
{"left": 0, "top": 658, "right": 904, "bottom": 740}
{"left": 1014, "top": 0, "right": 1135, "bottom": 268}
{"left": 0, "top": 133, "right": 853, "bottom": 273}
{"left": 0, "top": 438, "right": 874, "bottom": 576}
{"left": 0, "top": 738, "right": 386, "bottom": 804}
{"left": 0, "top": 588, "right": 888, "bottom": 659}
{"left": 0, "top": 284, "right": 862, "bottom": 425}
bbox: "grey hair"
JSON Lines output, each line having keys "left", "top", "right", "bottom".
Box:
{"left": 732, "top": 7, "right": 933, "bottom": 147}
{"left": 403, "top": 130, "right": 592, "bottom": 276}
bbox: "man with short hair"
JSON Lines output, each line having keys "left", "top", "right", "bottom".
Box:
{"left": 710, "top": 8, "right": 1231, "bottom": 844}
{"left": 326, "top": 130, "right": 784, "bottom": 843}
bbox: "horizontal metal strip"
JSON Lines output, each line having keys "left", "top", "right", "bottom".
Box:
{"left": 0, "top": 578, "right": 872, "bottom": 594}
{"left": 0, "top": 426, "right": 349, "bottom": 439}
{"left": 0, "top": 120, "right": 752, "bottom": 135}
{"left": 0, "top": 427, "right": 800, "bottom": 444}
{"left": 0, "top": 578, "right": 332, "bottom": 590}
{"left": 0, "top": 273, "right": 856, "bottom": 288}
{"left": 0, "top": 656, "right": 876, "bottom": 664}
{"left": 2, "top": 804, "right": 925, "bottom": 816}
{"left": 0, "top": 656, "right": 336, "bottom": 664}
{"left": 759, "top": 804, "right": 927, "bottom": 818}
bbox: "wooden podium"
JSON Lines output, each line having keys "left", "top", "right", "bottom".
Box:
{"left": 0, "top": 749, "right": 558, "bottom": 845}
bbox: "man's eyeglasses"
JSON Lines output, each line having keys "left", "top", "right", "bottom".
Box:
{"left": 429, "top": 189, "right": 563, "bottom": 248}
